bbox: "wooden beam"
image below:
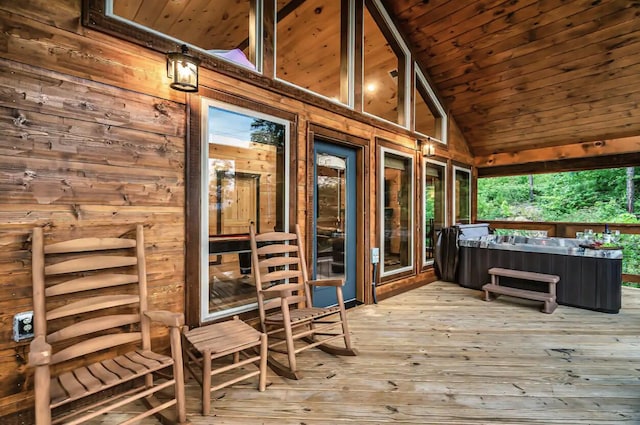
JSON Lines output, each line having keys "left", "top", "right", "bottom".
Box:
{"left": 623, "top": 273, "right": 640, "bottom": 284}
{"left": 475, "top": 136, "right": 640, "bottom": 169}
{"left": 478, "top": 151, "right": 640, "bottom": 177}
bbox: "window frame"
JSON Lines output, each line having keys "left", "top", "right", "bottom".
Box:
{"left": 273, "top": 0, "right": 355, "bottom": 107}
{"left": 362, "top": 0, "right": 411, "bottom": 128}
{"left": 453, "top": 165, "right": 472, "bottom": 225}
{"left": 423, "top": 158, "right": 448, "bottom": 267}
{"left": 199, "top": 97, "right": 291, "bottom": 323}
{"left": 414, "top": 66, "right": 448, "bottom": 144}
{"left": 379, "top": 146, "right": 415, "bottom": 278}
{"left": 102, "top": 0, "right": 264, "bottom": 73}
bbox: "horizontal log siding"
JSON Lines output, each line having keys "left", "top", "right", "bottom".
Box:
{"left": 0, "top": 3, "right": 187, "bottom": 413}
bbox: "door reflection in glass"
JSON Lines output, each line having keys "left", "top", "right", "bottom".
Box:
{"left": 315, "top": 154, "right": 346, "bottom": 281}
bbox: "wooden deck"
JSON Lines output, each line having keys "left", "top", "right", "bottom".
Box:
{"left": 96, "top": 281, "right": 640, "bottom": 424}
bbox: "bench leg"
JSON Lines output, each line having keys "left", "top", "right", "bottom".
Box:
{"left": 483, "top": 289, "right": 495, "bottom": 301}
{"left": 543, "top": 299, "right": 557, "bottom": 314}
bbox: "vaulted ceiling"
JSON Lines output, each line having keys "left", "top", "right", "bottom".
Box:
{"left": 386, "top": 0, "right": 640, "bottom": 157}
{"left": 113, "top": 0, "right": 640, "bottom": 158}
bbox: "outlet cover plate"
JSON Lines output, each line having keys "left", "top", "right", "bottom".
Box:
{"left": 13, "top": 311, "right": 34, "bottom": 342}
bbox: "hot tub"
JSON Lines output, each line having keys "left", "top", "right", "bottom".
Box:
{"left": 458, "top": 235, "right": 622, "bottom": 313}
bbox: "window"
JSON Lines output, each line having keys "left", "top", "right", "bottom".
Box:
{"left": 91, "top": 1, "right": 432, "bottom": 132}
{"left": 380, "top": 148, "right": 414, "bottom": 276}
{"left": 201, "top": 99, "right": 290, "bottom": 321}
{"left": 108, "top": 0, "right": 260, "bottom": 70}
{"left": 453, "top": 166, "right": 472, "bottom": 225}
{"left": 424, "top": 159, "right": 447, "bottom": 265}
{"left": 363, "top": 0, "right": 409, "bottom": 126}
{"left": 415, "top": 67, "right": 447, "bottom": 143}
{"left": 276, "top": 0, "right": 349, "bottom": 103}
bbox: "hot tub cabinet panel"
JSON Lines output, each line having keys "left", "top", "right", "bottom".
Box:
{"left": 458, "top": 247, "right": 622, "bottom": 313}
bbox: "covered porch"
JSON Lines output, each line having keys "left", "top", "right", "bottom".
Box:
{"left": 130, "top": 281, "right": 639, "bottom": 424}
{"left": 2, "top": 1, "right": 640, "bottom": 422}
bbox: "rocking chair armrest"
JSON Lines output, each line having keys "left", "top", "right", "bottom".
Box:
{"left": 144, "top": 310, "right": 185, "bottom": 328}
{"left": 308, "top": 278, "right": 344, "bottom": 287}
{"left": 261, "top": 283, "right": 301, "bottom": 298}
{"left": 29, "top": 335, "right": 52, "bottom": 366}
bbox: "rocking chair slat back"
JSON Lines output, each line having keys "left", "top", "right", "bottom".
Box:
{"left": 249, "top": 224, "right": 357, "bottom": 380}
{"left": 29, "top": 225, "right": 187, "bottom": 424}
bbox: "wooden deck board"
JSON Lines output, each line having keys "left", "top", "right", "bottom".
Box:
{"left": 83, "top": 282, "right": 640, "bottom": 424}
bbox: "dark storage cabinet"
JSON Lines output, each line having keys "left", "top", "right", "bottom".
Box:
{"left": 458, "top": 247, "right": 622, "bottom": 313}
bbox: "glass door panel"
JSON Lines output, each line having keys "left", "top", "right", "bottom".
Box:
{"left": 313, "top": 141, "right": 357, "bottom": 307}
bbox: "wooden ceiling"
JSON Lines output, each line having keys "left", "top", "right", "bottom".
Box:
{"left": 113, "top": 0, "right": 640, "bottom": 158}
{"left": 386, "top": 0, "right": 640, "bottom": 156}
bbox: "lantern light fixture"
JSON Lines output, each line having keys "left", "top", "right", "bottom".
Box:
{"left": 167, "top": 44, "right": 200, "bottom": 92}
{"left": 421, "top": 137, "right": 436, "bottom": 157}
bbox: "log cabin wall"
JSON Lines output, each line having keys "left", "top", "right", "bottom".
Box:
{"left": 0, "top": 1, "right": 473, "bottom": 418}
{"left": 0, "top": 6, "right": 188, "bottom": 418}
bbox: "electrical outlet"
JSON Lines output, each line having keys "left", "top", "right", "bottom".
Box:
{"left": 371, "top": 247, "right": 380, "bottom": 264}
{"left": 13, "top": 311, "right": 34, "bottom": 342}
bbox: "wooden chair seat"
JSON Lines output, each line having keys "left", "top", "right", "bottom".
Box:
{"left": 49, "top": 349, "right": 173, "bottom": 407}
{"left": 250, "top": 224, "right": 357, "bottom": 380}
{"left": 264, "top": 306, "right": 341, "bottom": 325}
{"left": 183, "top": 317, "right": 267, "bottom": 415}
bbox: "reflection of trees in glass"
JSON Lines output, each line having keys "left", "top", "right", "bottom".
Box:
{"left": 425, "top": 164, "right": 445, "bottom": 229}
{"left": 251, "top": 119, "right": 285, "bottom": 146}
{"left": 318, "top": 175, "right": 339, "bottom": 217}
{"left": 455, "top": 170, "right": 471, "bottom": 223}
{"left": 425, "top": 184, "right": 435, "bottom": 221}
{"left": 317, "top": 172, "right": 343, "bottom": 231}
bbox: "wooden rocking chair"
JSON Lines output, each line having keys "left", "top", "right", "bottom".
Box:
{"left": 29, "top": 225, "right": 187, "bottom": 424}
{"left": 249, "top": 224, "right": 357, "bottom": 380}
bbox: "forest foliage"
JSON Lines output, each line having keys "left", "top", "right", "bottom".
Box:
{"left": 477, "top": 167, "right": 640, "bottom": 285}
{"left": 478, "top": 168, "right": 639, "bottom": 223}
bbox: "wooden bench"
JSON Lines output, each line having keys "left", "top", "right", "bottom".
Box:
{"left": 483, "top": 267, "right": 560, "bottom": 314}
